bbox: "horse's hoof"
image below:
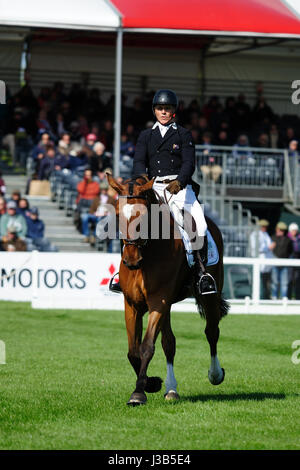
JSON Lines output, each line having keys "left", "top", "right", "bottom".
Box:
{"left": 208, "top": 368, "right": 225, "bottom": 386}
{"left": 164, "top": 390, "right": 180, "bottom": 401}
{"left": 145, "top": 376, "right": 163, "bottom": 393}
{"left": 127, "top": 392, "right": 147, "bottom": 406}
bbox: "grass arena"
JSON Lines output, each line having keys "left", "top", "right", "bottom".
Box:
{"left": 0, "top": 300, "right": 299, "bottom": 450}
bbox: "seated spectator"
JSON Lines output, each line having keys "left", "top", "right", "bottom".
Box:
{"left": 120, "top": 132, "right": 135, "bottom": 158}
{"left": 9, "top": 190, "right": 21, "bottom": 206}
{"left": 1, "top": 226, "right": 27, "bottom": 252}
{"left": 31, "top": 132, "right": 53, "bottom": 161}
{"left": 81, "top": 189, "right": 114, "bottom": 245}
{"left": 68, "top": 144, "right": 88, "bottom": 173}
{"left": 89, "top": 142, "right": 110, "bottom": 176}
{"left": 25, "top": 207, "right": 57, "bottom": 252}
{"left": 76, "top": 168, "right": 100, "bottom": 209}
{"left": 269, "top": 221, "right": 293, "bottom": 299}
{"left": 0, "top": 200, "right": 27, "bottom": 241}
{"left": 17, "top": 198, "right": 31, "bottom": 218}
{"left": 38, "top": 146, "right": 57, "bottom": 180}
{"left": 57, "top": 132, "right": 74, "bottom": 156}
{"left": 287, "top": 223, "right": 300, "bottom": 300}
{"left": 199, "top": 132, "right": 222, "bottom": 183}
{"left": 0, "top": 171, "right": 6, "bottom": 196}
{"left": 232, "top": 134, "right": 255, "bottom": 163}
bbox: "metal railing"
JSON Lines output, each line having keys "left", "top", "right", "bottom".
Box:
{"left": 195, "top": 144, "right": 296, "bottom": 204}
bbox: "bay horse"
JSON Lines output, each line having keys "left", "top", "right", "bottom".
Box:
{"left": 107, "top": 173, "right": 229, "bottom": 406}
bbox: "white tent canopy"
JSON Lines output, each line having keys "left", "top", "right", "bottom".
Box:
{"left": 0, "top": 0, "right": 121, "bottom": 31}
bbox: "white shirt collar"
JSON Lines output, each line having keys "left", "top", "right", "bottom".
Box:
{"left": 152, "top": 121, "right": 177, "bottom": 138}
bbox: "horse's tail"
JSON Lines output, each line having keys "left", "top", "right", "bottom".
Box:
{"left": 220, "top": 295, "right": 230, "bottom": 318}
{"left": 194, "top": 292, "right": 230, "bottom": 319}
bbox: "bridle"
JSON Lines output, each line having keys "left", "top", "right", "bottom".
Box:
{"left": 118, "top": 178, "right": 151, "bottom": 248}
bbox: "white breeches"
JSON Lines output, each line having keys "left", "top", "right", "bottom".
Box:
{"left": 153, "top": 178, "right": 207, "bottom": 252}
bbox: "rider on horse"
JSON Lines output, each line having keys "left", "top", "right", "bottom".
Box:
{"left": 110, "top": 89, "right": 217, "bottom": 295}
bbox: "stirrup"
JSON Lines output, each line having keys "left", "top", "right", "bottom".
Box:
{"left": 109, "top": 272, "right": 122, "bottom": 293}
{"left": 196, "top": 272, "right": 217, "bottom": 295}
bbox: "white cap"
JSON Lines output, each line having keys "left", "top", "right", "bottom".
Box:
{"left": 289, "top": 223, "right": 299, "bottom": 232}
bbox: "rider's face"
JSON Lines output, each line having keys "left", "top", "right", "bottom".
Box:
{"left": 154, "top": 105, "right": 174, "bottom": 125}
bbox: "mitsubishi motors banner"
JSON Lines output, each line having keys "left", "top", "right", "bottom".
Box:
{"left": 0, "top": 251, "right": 198, "bottom": 311}
{"left": 0, "top": 251, "right": 123, "bottom": 309}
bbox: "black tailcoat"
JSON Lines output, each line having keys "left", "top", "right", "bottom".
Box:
{"left": 132, "top": 124, "right": 195, "bottom": 187}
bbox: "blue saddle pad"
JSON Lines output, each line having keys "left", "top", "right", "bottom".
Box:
{"left": 207, "top": 230, "right": 219, "bottom": 266}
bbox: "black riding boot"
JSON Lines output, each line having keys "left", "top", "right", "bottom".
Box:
{"left": 109, "top": 240, "right": 123, "bottom": 293}
{"left": 193, "top": 236, "right": 217, "bottom": 295}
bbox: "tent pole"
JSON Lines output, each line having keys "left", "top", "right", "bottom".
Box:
{"left": 114, "top": 28, "right": 123, "bottom": 178}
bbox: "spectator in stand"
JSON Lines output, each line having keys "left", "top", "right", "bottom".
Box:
{"left": 288, "top": 140, "right": 300, "bottom": 175}
{"left": 31, "top": 132, "right": 53, "bottom": 161}
{"left": 0, "top": 200, "right": 27, "bottom": 240}
{"left": 38, "top": 146, "right": 57, "bottom": 180}
{"left": 76, "top": 168, "right": 100, "bottom": 210}
{"left": 9, "top": 190, "right": 21, "bottom": 206}
{"left": 68, "top": 144, "right": 88, "bottom": 173}
{"left": 215, "top": 129, "right": 231, "bottom": 146}
{"left": 120, "top": 132, "right": 135, "bottom": 158}
{"left": 17, "top": 198, "right": 31, "bottom": 219}
{"left": 0, "top": 196, "right": 6, "bottom": 216}
{"left": 99, "top": 119, "right": 114, "bottom": 152}
{"left": 249, "top": 219, "right": 273, "bottom": 300}
{"left": 252, "top": 96, "right": 275, "bottom": 124}
{"left": 25, "top": 207, "right": 57, "bottom": 252}
{"left": 269, "top": 221, "right": 293, "bottom": 299}
{"left": 269, "top": 123, "right": 280, "bottom": 149}
{"left": 232, "top": 134, "right": 255, "bottom": 163}
{"left": 287, "top": 222, "right": 300, "bottom": 300}
{"left": 57, "top": 132, "right": 75, "bottom": 157}
{"left": 89, "top": 142, "right": 109, "bottom": 177}
{"left": 81, "top": 188, "right": 114, "bottom": 245}
{"left": 1, "top": 226, "right": 27, "bottom": 252}
{"left": 199, "top": 132, "right": 222, "bottom": 183}
{"left": 0, "top": 171, "right": 6, "bottom": 196}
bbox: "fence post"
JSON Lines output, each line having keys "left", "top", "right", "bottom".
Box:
{"left": 252, "top": 258, "right": 260, "bottom": 304}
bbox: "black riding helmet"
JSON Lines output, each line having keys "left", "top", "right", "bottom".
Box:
{"left": 152, "top": 89, "right": 178, "bottom": 113}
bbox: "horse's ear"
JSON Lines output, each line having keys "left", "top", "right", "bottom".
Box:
{"left": 139, "top": 178, "right": 154, "bottom": 194}
{"left": 106, "top": 173, "right": 124, "bottom": 194}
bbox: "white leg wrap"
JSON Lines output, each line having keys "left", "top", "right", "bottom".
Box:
{"left": 165, "top": 362, "right": 177, "bottom": 394}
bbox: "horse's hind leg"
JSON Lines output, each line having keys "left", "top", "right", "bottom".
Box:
{"left": 202, "top": 296, "right": 225, "bottom": 385}
{"left": 161, "top": 313, "right": 179, "bottom": 400}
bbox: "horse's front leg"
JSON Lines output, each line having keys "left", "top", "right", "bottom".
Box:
{"left": 124, "top": 298, "right": 144, "bottom": 381}
{"left": 127, "top": 309, "right": 163, "bottom": 406}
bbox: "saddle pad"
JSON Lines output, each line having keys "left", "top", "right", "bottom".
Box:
{"left": 185, "top": 230, "right": 219, "bottom": 268}
{"left": 206, "top": 230, "right": 219, "bottom": 266}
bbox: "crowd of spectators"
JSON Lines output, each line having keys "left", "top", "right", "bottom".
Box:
{"left": 0, "top": 81, "right": 300, "bottom": 264}
{"left": 250, "top": 219, "right": 300, "bottom": 300}
{"left": 0, "top": 185, "right": 57, "bottom": 252}
{"left": 1, "top": 82, "right": 300, "bottom": 175}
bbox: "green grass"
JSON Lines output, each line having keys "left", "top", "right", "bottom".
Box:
{"left": 0, "top": 300, "right": 299, "bottom": 450}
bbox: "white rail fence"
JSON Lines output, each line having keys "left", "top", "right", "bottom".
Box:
{"left": 0, "top": 252, "right": 299, "bottom": 314}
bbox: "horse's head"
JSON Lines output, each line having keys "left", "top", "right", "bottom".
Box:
{"left": 107, "top": 173, "right": 154, "bottom": 270}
